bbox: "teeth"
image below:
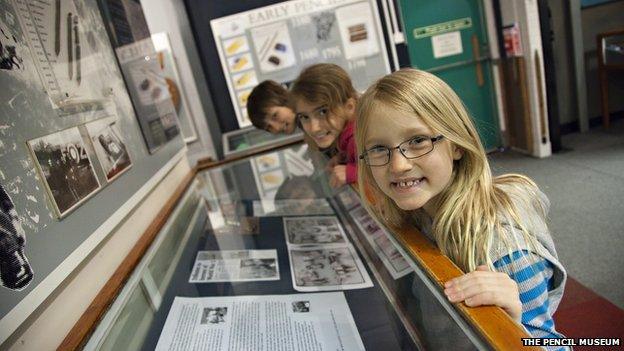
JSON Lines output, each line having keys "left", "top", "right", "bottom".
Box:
{"left": 396, "top": 179, "right": 420, "bottom": 188}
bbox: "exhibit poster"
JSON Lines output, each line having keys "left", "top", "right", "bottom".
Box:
{"left": 27, "top": 126, "right": 101, "bottom": 218}
{"left": 210, "top": 0, "right": 390, "bottom": 128}
{"left": 84, "top": 116, "right": 132, "bottom": 181}
{"left": 99, "top": 0, "right": 181, "bottom": 153}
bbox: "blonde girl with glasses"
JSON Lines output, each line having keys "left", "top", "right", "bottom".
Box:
{"left": 356, "top": 69, "right": 567, "bottom": 343}
{"left": 291, "top": 64, "right": 358, "bottom": 188}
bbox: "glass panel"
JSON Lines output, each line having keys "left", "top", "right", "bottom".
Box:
{"left": 91, "top": 142, "right": 488, "bottom": 350}
{"left": 99, "top": 287, "right": 154, "bottom": 351}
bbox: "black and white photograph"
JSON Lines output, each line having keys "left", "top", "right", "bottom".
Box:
{"left": 335, "top": 188, "right": 361, "bottom": 211}
{"left": 27, "top": 127, "right": 101, "bottom": 217}
{"left": 85, "top": 116, "right": 132, "bottom": 181}
{"left": 0, "top": 184, "right": 33, "bottom": 291}
{"left": 349, "top": 206, "right": 412, "bottom": 279}
{"left": 200, "top": 307, "right": 227, "bottom": 324}
{"left": 290, "top": 247, "right": 372, "bottom": 291}
{"left": 292, "top": 300, "right": 310, "bottom": 313}
{"left": 284, "top": 216, "right": 347, "bottom": 245}
{"left": 189, "top": 249, "right": 279, "bottom": 283}
{"left": 253, "top": 198, "right": 334, "bottom": 217}
{"left": 239, "top": 258, "right": 278, "bottom": 280}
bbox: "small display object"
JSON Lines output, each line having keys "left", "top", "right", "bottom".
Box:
{"left": 27, "top": 127, "right": 101, "bottom": 218}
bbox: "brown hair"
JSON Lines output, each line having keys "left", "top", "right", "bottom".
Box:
{"left": 290, "top": 63, "right": 357, "bottom": 113}
{"left": 247, "top": 80, "right": 291, "bottom": 130}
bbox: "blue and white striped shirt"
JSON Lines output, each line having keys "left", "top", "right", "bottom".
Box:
{"left": 495, "top": 250, "right": 568, "bottom": 351}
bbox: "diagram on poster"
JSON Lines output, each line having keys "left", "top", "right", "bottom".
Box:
{"left": 12, "top": 0, "right": 109, "bottom": 112}
{"left": 251, "top": 21, "right": 296, "bottom": 73}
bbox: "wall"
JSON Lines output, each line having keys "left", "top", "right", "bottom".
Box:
{"left": 3, "top": 156, "right": 191, "bottom": 350}
{"left": 500, "top": 0, "right": 551, "bottom": 157}
{"left": 547, "top": 0, "right": 578, "bottom": 126}
{"left": 141, "top": 0, "right": 223, "bottom": 162}
{"left": 581, "top": 1, "right": 624, "bottom": 119}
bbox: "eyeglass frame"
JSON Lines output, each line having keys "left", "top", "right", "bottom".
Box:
{"left": 358, "top": 135, "right": 445, "bottom": 166}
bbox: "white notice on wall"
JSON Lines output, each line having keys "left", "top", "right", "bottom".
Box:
{"left": 431, "top": 31, "right": 463, "bottom": 58}
{"left": 155, "top": 292, "right": 365, "bottom": 351}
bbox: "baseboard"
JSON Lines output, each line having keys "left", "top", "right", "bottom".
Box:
{"left": 560, "top": 110, "right": 624, "bottom": 135}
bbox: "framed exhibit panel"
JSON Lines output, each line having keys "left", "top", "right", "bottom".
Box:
{"left": 98, "top": 0, "right": 181, "bottom": 154}
{"left": 210, "top": 0, "right": 391, "bottom": 128}
{"left": 152, "top": 32, "right": 198, "bottom": 144}
{"left": 0, "top": 0, "right": 185, "bottom": 344}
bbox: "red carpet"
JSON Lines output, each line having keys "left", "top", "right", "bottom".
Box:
{"left": 553, "top": 276, "right": 624, "bottom": 349}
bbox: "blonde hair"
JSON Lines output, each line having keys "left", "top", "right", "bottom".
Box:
{"left": 356, "top": 69, "right": 545, "bottom": 272}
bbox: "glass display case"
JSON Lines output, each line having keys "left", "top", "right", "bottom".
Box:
{"left": 81, "top": 142, "right": 531, "bottom": 350}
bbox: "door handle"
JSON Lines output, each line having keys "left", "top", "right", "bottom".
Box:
{"left": 471, "top": 34, "right": 484, "bottom": 87}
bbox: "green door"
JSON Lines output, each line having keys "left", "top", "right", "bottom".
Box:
{"left": 399, "top": 0, "right": 501, "bottom": 149}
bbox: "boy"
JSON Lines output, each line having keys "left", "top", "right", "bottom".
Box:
{"left": 247, "top": 80, "right": 296, "bottom": 134}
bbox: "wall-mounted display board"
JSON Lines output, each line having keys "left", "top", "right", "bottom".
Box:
{"left": 152, "top": 32, "right": 198, "bottom": 144}
{"left": 0, "top": 0, "right": 184, "bottom": 344}
{"left": 98, "top": 0, "right": 181, "bottom": 154}
{"left": 210, "top": 0, "right": 391, "bottom": 128}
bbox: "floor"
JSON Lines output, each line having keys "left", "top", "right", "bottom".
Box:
{"left": 488, "top": 118, "right": 624, "bottom": 310}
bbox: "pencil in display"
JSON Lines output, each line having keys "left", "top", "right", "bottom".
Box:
{"left": 54, "top": 0, "right": 61, "bottom": 56}
{"left": 67, "top": 12, "right": 73, "bottom": 80}
{"left": 73, "top": 17, "right": 80, "bottom": 85}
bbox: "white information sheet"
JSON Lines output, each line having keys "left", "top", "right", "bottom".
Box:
{"left": 431, "top": 31, "right": 463, "bottom": 58}
{"left": 155, "top": 292, "right": 365, "bottom": 351}
{"left": 252, "top": 198, "right": 334, "bottom": 217}
{"left": 189, "top": 250, "right": 279, "bottom": 283}
{"left": 349, "top": 207, "right": 412, "bottom": 279}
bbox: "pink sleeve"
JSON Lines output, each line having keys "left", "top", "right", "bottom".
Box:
{"left": 346, "top": 162, "right": 357, "bottom": 184}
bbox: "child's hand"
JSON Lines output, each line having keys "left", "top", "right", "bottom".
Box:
{"left": 329, "top": 165, "right": 347, "bottom": 188}
{"left": 325, "top": 155, "right": 340, "bottom": 172}
{"left": 444, "top": 265, "right": 522, "bottom": 322}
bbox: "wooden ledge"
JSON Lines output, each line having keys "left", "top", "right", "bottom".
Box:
{"left": 351, "top": 184, "right": 539, "bottom": 350}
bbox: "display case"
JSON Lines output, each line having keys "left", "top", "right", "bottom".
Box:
{"left": 64, "top": 142, "right": 534, "bottom": 350}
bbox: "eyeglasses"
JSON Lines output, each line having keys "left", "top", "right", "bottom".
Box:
{"left": 359, "top": 135, "right": 445, "bottom": 166}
